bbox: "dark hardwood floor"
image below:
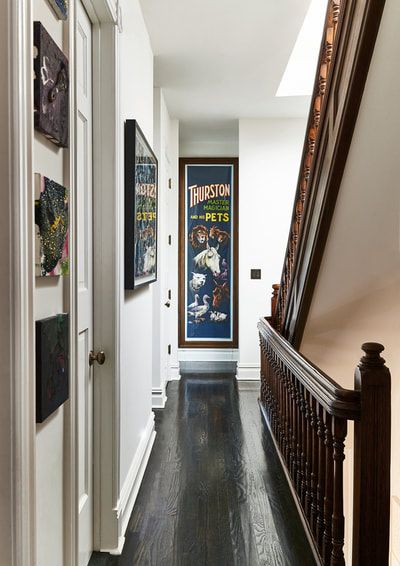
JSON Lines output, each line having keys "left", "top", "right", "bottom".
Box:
{"left": 90, "top": 374, "right": 316, "bottom": 566}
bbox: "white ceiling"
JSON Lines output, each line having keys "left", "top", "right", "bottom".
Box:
{"left": 139, "top": 0, "right": 315, "bottom": 147}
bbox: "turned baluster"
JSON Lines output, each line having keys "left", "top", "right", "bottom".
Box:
{"left": 314, "top": 95, "right": 321, "bottom": 129}
{"left": 316, "top": 404, "right": 326, "bottom": 552}
{"left": 323, "top": 411, "right": 333, "bottom": 564}
{"left": 310, "top": 396, "right": 319, "bottom": 535}
{"left": 325, "top": 27, "right": 334, "bottom": 65}
{"left": 330, "top": 416, "right": 346, "bottom": 566}
{"left": 282, "top": 366, "right": 289, "bottom": 464}
{"left": 278, "top": 359, "right": 286, "bottom": 453}
{"left": 294, "top": 378, "right": 302, "bottom": 496}
{"left": 332, "top": 0, "right": 340, "bottom": 28}
{"left": 290, "top": 374, "right": 297, "bottom": 483}
{"left": 299, "top": 383, "right": 307, "bottom": 507}
{"left": 304, "top": 390, "right": 312, "bottom": 522}
{"left": 287, "top": 373, "right": 295, "bottom": 478}
{"left": 271, "top": 284, "right": 280, "bottom": 321}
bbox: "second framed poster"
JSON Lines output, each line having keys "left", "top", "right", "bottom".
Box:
{"left": 125, "top": 120, "right": 158, "bottom": 289}
{"left": 179, "top": 158, "right": 238, "bottom": 348}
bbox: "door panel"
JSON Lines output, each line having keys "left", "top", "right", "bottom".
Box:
{"left": 76, "top": 3, "right": 93, "bottom": 565}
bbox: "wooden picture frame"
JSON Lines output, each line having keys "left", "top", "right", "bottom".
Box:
{"left": 179, "top": 158, "right": 238, "bottom": 348}
{"left": 125, "top": 120, "right": 158, "bottom": 289}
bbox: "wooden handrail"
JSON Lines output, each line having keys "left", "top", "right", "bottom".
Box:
{"left": 259, "top": 317, "right": 360, "bottom": 420}
{"left": 258, "top": 317, "right": 391, "bottom": 565}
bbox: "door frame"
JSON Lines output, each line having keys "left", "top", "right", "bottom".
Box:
{"left": 5, "top": 0, "right": 36, "bottom": 563}
{"left": 69, "top": 0, "right": 122, "bottom": 561}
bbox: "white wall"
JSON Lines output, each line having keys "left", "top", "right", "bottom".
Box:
{"left": 300, "top": 0, "right": 400, "bottom": 562}
{"left": 237, "top": 118, "right": 307, "bottom": 379}
{"left": 180, "top": 139, "right": 238, "bottom": 158}
{"left": 118, "top": 0, "right": 155, "bottom": 491}
{"left": 33, "top": 3, "right": 68, "bottom": 565}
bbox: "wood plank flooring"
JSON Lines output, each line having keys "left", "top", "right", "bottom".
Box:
{"left": 90, "top": 374, "right": 316, "bottom": 566}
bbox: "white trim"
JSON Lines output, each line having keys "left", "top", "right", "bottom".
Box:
{"left": 92, "top": 22, "right": 121, "bottom": 552}
{"left": 66, "top": 2, "right": 79, "bottom": 564}
{"left": 81, "top": 0, "right": 121, "bottom": 553}
{"left": 168, "top": 364, "right": 181, "bottom": 381}
{"left": 178, "top": 348, "right": 239, "bottom": 362}
{"left": 100, "top": 413, "right": 156, "bottom": 555}
{"left": 152, "top": 388, "right": 168, "bottom": 408}
{"left": 8, "top": 0, "right": 36, "bottom": 563}
{"left": 236, "top": 363, "right": 261, "bottom": 381}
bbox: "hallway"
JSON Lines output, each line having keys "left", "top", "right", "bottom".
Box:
{"left": 90, "top": 375, "right": 316, "bottom": 566}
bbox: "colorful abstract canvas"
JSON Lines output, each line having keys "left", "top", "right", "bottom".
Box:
{"left": 36, "top": 314, "right": 69, "bottom": 423}
{"left": 33, "top": 22, "right": 69, "bottom": 147}
{"left": 35, "top": 174, "right": 69, "bottom": 277}
{"left": 47, "top": 0, "right": 68, "bottom": 20}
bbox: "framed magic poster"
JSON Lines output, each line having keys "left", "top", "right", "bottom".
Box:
{"left": 179, "top": 158, "right": 238, "bottom": 348}
{"left": 125, "top": 120, "right": 158, "bottom": 289}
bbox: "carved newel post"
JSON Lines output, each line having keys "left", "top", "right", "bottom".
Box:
{"left": 352, "top": 343, "right": 391, "bottom": 566}
{"left": 271, "top": 284, "right": 280, "bottom": 320}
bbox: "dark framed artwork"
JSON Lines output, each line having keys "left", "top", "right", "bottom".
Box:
{"left": 36, "top": 314, "right": 69, "bottom": 423}
{"left": 35, "top": 174, "right": 69, "bottom": 277}
{"left": 125, "top": 120, "right": 158, "bottom": 289}
{"left": 33, "top": 22, "right": 69, "bottom": 147}
{"left": 47, "top": 0, "right": 68, "bottom": 20}
{"left": 179, "top": 158, "right": 239, "bottom": 348}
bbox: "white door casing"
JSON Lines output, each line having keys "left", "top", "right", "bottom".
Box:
{"left": 76, "top": 3, "right": 94, "bottom": 564}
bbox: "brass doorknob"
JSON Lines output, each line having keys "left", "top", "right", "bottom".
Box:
{"left": 89, "top": 350, "right": 106, "bottom": 366}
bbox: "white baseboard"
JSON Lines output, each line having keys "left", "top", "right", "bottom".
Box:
{"left": 168, "top": 364, "right": 181, "bottom": 381}
{"left": 107, "top": 536, "right": 126, "bottom": 556}
{"left": 178, "top": 348, "right": 239, "bottom": 362}
{"left": 152, "top": 387, "right": 167, "bottom": 408}
{"left": 102, "top": 413, "right": 156, "bottom": 554}
{"left": 236, "top": 363, "right": 261, "bottom": 381}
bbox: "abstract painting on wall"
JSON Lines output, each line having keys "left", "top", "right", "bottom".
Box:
{"left": 35, "top": 174, "right": 69, "bottom": 277}
{"left": 47, "top": 0, "right": 68, "bottom": 20}
{"left": 36, "top": 314, "right": 69, "bottom": 423}
{"left": 33, "top": 22, "right": 69, "bottom": 147}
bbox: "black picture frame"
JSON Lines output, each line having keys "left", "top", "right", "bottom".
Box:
{"left": 36, "top": 314, "right": 69, "bottom": 423}
{"left": 125, "top": 120, "right": 158, "bottom": 289}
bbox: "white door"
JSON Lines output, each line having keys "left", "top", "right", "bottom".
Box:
{"left": 76, "top": 3, "right": 93, "bottom": 565}
{"left": 164, "top": 162, "right": 175, "bottom": 380}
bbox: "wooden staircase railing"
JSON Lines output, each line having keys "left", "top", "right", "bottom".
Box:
{"left": 258, "top": 316, "right": 391, "bottom": 565}
{"left": 273, "top": 0, "right": 387, "bottom": 346}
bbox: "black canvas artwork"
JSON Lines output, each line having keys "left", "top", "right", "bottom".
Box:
{"left": 36, "top": 314, "right": 69, "bottom": 423}
{"left": 33, "top": 22, "right": 69, "bottom": 147}
{"left": 47, "top": 0, "right": 68, "bottom": 20}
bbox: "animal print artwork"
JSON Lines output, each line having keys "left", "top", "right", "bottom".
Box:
{"left": 183, "top": 162, "right": 236, "bottom": 343}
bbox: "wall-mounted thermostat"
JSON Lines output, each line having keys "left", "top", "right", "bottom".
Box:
{"left": 251, "top": 269, "right": 261, "bottom": 280}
